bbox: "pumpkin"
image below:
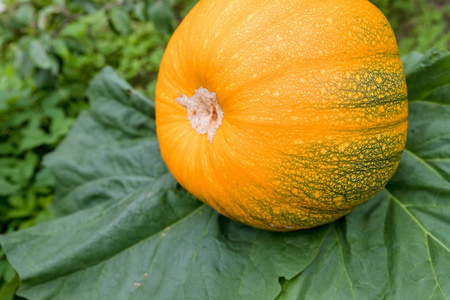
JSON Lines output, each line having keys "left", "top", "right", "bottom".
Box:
{"left": 155, "top": 0, "right": 408, "bottom": 231}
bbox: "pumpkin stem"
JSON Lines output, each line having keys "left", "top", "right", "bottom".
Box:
{"left": 175, "top": 87, "right": 224, "bottom": 143}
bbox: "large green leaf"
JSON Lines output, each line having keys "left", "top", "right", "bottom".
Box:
{"left": 402, "top": 48, "right": 450, "bottom": 101}
{"left": 1, "top": 47, "right": 449, "bottom": 300}
{"left": 0, "top": 67, "right": 328, "bottom": 300}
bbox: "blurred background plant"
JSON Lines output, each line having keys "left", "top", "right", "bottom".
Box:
{"left": 0, "top": 0, "right": 448, "bottom": 299}
{"left": 375, "top": 0, "right": 450, "bottom": 54}
{"left": 0, "top": 0, "right": 197, "bottom": 299}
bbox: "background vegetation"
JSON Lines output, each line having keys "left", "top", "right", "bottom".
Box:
{"left": 0, "top": 0, "right": 448, "bottom": 299}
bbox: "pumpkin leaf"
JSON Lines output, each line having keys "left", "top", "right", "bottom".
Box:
{"left": 0, "top": 67, "right": 329, "bottom": 300}
{"left": 276, "top": 48, "right": 450, "bottom": 299}
{"left": 1, "top": 46, "right": 449, "bottom": 299}
{"left": 402, "top": 47, "right": 450, "bottom": 101}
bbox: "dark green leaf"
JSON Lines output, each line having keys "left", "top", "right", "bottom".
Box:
{"left": 0, "top": 179, "right": 19, "bottom": 196}
{"left": 13, "top": 49, "right": 34, "bottom": 78}
{"left": 402, "top": 47, "right": 450, "bottom": 101}
{"left": 147, "top": 0, "right": 175, "bottom": 34}
{"left": 28, "top": 40, "right": 53, "bottom": 70}
{"left": 12, "top": 4, "right": 35, "bottom": 28}
{"left": 33, "top": 69, "right": 58, "bottom": 88}
{"left": 72, "top": 0, "right": 98, "bottom": 13}
{"left": 132, "top": 2, "right": 147, "bottom": 22}
{"left": 277, "top": 193, "right": 393, "bottom": 299}
{"left": 109, "top": 7, "right": 132, "bottom": 36}
{"left": 428, "top": 85, "right": 450, "bottom": 105}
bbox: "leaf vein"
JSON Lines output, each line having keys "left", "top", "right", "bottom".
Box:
{"left": 404, "top": 149, "right": 447, "bottom": 181}
{"left": 425, "top": 236, "right": 448, "bottom": 300}
{"left": 332, "top": 223, "right": 356, "bottom": 300}
{"left": 387, "top": 191, "right": 450, "bottom": 254}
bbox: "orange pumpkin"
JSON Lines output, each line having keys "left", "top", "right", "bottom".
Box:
{"left": 155, "top": 0, "right": 408, "bottom": 231}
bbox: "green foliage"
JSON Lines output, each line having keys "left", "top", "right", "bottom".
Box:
{"left": 371, "top": 0, "right": 450, "bottom": 55}
{"left": 1, "top": 47, "right": 449, "bottom": 299}
{"left": 0, "top": 0, "right": 198, "bottom": 298}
